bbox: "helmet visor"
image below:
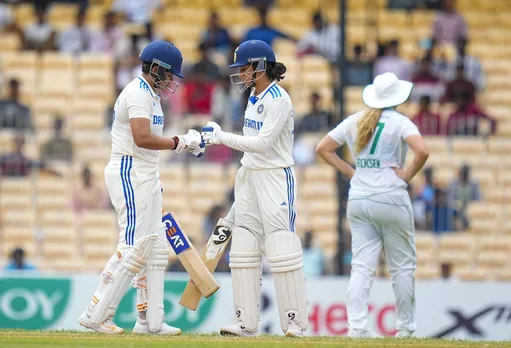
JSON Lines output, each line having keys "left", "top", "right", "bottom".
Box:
{"left": 229, "top": 59, "right": 266, "bottom": 94}
{"left": 149, "top": 60, "right": 180, "bottom": 99}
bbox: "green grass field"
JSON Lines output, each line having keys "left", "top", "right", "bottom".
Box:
{"left": 0, "top": 330, "right": 509, "bottom": 348}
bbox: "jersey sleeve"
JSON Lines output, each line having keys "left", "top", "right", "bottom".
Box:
{"left": 401, "top": 117, "right": 421, "bottom": 139}
{"left": 327, "top": 116, "right": 352, "bottom": 145}
{"left": 125, "top": 89, "right": 152, "bottom": 120}
{"left": 221, "top": 97, "right": 291, "bottom": 153}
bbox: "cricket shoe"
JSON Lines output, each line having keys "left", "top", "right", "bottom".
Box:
{"left": 348, "top": 328, "right": 381, "bottom": 338}
{"left": 133, "top": 318, "right": 182, "bottom": 335}
{"left": 220, "top": 321, "right": 259, "bottom": 337}
{"left": 285, "top": 323, "right": 305, "bottom": 337}
{"left": 395, "top": 330, "right": 414, "bottom": 338}
{"left": 78, "top": 310, "right": 124, "bottom": 334}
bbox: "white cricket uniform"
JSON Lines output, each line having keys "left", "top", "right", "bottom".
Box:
{"left": 221, "top": 82, "right": 296, "bottom": 239}
{"left": 105, "top": 75, "right": 165, "bottom": 250}
{"left": 328, "top": 108, "right": 420, "bottom": 333}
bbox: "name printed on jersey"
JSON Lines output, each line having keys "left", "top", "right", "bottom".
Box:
{"left": 152, "top": 115, "right": 164, "bottom": 125}
{"left": 356, "top": 158, "right": 381, "bottom": 169}
{"left": 244, "top": 118, "right": 263, "bottom": 131}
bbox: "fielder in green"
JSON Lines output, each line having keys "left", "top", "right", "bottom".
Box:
{"left": 316, "top": 72, "right": 430, "bottom": 338}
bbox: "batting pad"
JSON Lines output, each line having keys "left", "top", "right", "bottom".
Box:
{"left": 229, "top": 227, "right": 262, "bottom": 332}
{"left": 146, "top": 238, "right": 169, "bottom": 332}
{"left": 265, "top": 232, "right": 308, "bottom": 333}
{"left": 90, "top": 234, "right": 157, "bottom": 325}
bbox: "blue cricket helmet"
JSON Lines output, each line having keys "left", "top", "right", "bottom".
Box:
{"left": 139, "top": 40, "right": 184, "bottom": 79}
{"left": 229, "top": 40, "right": 276, "bottom": 68}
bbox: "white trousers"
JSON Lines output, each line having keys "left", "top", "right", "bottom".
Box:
{"left": 234, "top": 166, "right": 297, "bottom": 240}
{"left": 104, "top": 156, "right": 165, "bottom": 251}
{"left": 346, "top": 189, "right": 416, "bottom": 333}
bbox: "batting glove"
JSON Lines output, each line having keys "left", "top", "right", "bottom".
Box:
{"left": 188, "top": 138, "right": 206, "bottom": 158}
{"left": 174, "top": 129, "right": 202, "bottom": 153}
{"left": 201, "top": 121, "right": 223, "bottom": 145}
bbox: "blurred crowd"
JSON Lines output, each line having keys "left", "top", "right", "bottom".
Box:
{"left": 0, "top": 0, "right": 493, "bottom": 277}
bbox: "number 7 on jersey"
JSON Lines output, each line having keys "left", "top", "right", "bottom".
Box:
{"left": 370, "top": 122, "right": 385, "bottom": 155}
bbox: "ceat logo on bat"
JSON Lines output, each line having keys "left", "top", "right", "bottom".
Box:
{"left": 163, "top": 213, "right": 190, "bottom": 254}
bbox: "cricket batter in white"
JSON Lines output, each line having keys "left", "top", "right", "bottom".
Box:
{"left": 202, "top": 40, "right": 308, "bottom": 337}
{"left": 316, "top": 73, "right": 429, "bottom": 338}
{"left": 78, "top": 40, "right": 204, "bottom": 335}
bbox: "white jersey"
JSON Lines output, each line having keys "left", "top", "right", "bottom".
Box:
{"left": 221, "top": 82, "right": 294, "bottom": 169}
{"left": 328, "top": 108, "right": 420, "bottom": 197}
{"left": 110, "top": 75, "right": 164, "bottom": 172}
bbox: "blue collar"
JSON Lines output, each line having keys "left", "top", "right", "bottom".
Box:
{"left": 249, "top": 96, "right": 258, "bottom": 105}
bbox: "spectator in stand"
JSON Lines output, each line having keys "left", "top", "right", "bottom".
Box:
{"left": 407, "top": 183, "right": 427, "bottom": 230}
{"left": 243, "top": 7, "right": 296, "bottom": 47}
{"left": 448, "top": 164, "right": 481, "bottom": 227}
{"left": 183, "top": 77, "right": 215, "bottom": 114}
{"left": 441, "top": 64, "right": 476, "bottom": 104}
{"left": 90, "top": 11, "right": 124, "bottom": 56}
{"left": 446, "top": 91, "right": 496, "bottom": 136}
{"left": 189, "top": 43, "right": 222, "bottom": 82}
{"left": 40, "top": 116, "right": 73, "bottom": 162}
{"left": 23, "top": 6, "right": 55, "bottom": 51}
{"left": 432, "top": 0, "right": 467, "bottom": 44}
{"left": 346, "top": 44, "right": 373, "bottom": 86}
{"left": 73, "top": 166, "right": 106, "bottom": 213}
{"left": 0, "top": 79, "right": 32, "bottom": 131}
{"left": 302, "top": 231, "right": 325, "bottom": 277}
{"left": 440, "top": 263, "right": 454, "bottom": 281}
{"left": 430, "top": 188, "right": 462, "bottom": 233}
{"left": 445, "top": 38, "right": 485, "bottom": 91}
{"left": 295, "top": 92, "right": 333, "bottom": 136}
{"left": 297, "top": 11, "right": 339, "bottom": 64}
{"left": 111, "top": 0, "right": 161, "bottom": 25}
{"left": 374, "top": 39, "right": 412, "bottom": 81}
{"left": 57, "top": 9, "right": 92, "bottom": 54}
{"left": 211, "top": 75, "right": 242, "bottom": 132}
{"left": 411, "top": 56, "right": 444, "bottom": 103}
{"left": 4, "top": 248, "right": 37, "bottom": 271}
{"left": 183, "top": 43, "right": 221, "bottom": 115}
{"left": 201, "top": 11, "right": 232, "bottom": 55}
{"left": 116, "top": 34, "right": 143, "bottom": 91}
{"left": 419, "top": 167, "right": 436, "bottom": 215}
{"left": 0, "top": 133, "right": 36, "bottom": 176}
{"left": 413, "top": 95, "right": 442, "bottom": 135}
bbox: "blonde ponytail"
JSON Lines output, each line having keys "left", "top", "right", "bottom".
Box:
{"left": 355, "top": 108, "right": 383, "bottom": 154}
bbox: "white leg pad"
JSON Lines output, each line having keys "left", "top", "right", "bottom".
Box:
{"left": 90, "top": 234, "right": 157, "bottom": 325}
{"left": 86, "top": 253, "right": 120, "bottom": 321}
{"left": 229, "top": 226, "right": 261, "bottom": 332}
{"left": 265, "top": 231, "right": 308, "bottom": 333}
{"left": 146, "top": 238, "right": 169, "bottom": 332}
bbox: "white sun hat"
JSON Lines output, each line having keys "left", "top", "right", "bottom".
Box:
{"left": 362, "top": 72, "right": 413, "bottom": 109}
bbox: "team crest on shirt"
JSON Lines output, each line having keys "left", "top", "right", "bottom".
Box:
{"left": 257, "top": 104, "right": 264, "bottom": 114}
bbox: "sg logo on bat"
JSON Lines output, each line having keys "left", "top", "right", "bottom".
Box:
{"left": 212, "top": 226, "right": 231, "bottom": 245}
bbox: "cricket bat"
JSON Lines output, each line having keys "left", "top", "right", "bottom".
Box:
{"left": 179, "top": 218, "right": 232, "bottom": 310}
{"left": 163, "top": 212, "right": 219, "bottom": 298}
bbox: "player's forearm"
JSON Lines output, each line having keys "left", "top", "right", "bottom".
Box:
{"left": 220, "top": 132, "right": 267, "bottom": 153}
{"left": 134, "top": 132, "right": 177, "bottom": 151}
{"left": 318, "top": 151, "right": 355, "bottom": 179}
{"left": 404, "top": 151, "right": 429, "bottom": 182}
